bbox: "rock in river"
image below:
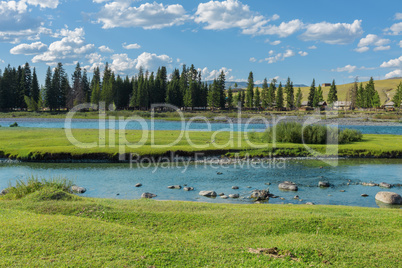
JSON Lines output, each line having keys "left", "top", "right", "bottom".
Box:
{"left": 71, "top": 186, "right": 86, "bottom": 193}
{"left": 379, "top": 182, "right": 392, "bottom": 188}
{"left": 183, "top": 187, "right": 194, "bottom": 191}
{"left": 232, "top": 186, "right": 239, "bottom": 190}
{"left": 141, "top": 192, "right": 157, "bottom": 199}
{"left": 168, "top": 185, "right": 181, "bottom": 189}
{"left": 199, "top": 191, "right": 217, "bottom": 197}
{"left": 135, "top": 183, "right": 142, "bottom": 187}
{"left": 250, "top": 189, "right": 270, "bottom": 201}
{"left": 318, "top": 181, "right": 330, "bottom": 187}
{"left": 0, "top": 189, "right": 8, "bottom": 195}
{"left": 229, "top": 194, "right": 240, "bottom": 198}
{"left": 278, "top": 181, "right": 298, "bottom": 191}
{"left": 375, "top": 192, "right": 402, "bottom": 205}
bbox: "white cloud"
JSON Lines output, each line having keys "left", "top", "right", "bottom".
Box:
{"left": 134, "top": 52, "right": 173, "bottom": 71}
{"left": 283, "top": 49, "right": 295, "bottom": 58}
{"left": 199, "top": 67, "right": 234, "bottom": 81}
{"left": 271, "top": 14, "right": 280, "bottom": 21}
{"left": 97, "top": 1, "right": 188, "bottom": 29}
{"left": 195, "top": 0, "right": 267, "bottom": 31}
{"left": 249, "top": 57, "right": 257, "bottom": 62}
{"left": 380, "top": 56, "right": 402, "bottom": 68}
{"left": 298, "top": 51, "right": 308, "bottom": 56}
{"left": 270, "top": 40, "right": 281, "bottom": 45}
{"left": 308, "top": 45, "right": 317, "bottom": 49}
{"left": 110, "top": 53, "right": 136, "bottom": 74}
{"left": 249, "top": 19, "right": 304, "bottom": 37}
{"left": 395, "top": 13, "right": 402, "bottom": 20}
{"left": 385, "top": 69, "right": 402, "bottom": 79}
{"left": 99, "top": 45, "right": 113, "bottom": 53}
{"left": 373, "top": 45, "right": 391, "bottom": 51}
{"left": 263, "top": 49, "right": 296, "bottom": 63}
{"left": 122, "top": 43, "right": 141, "bottom": 49}
{"left": 26, "top": 0, "right": 59, "bottom": 9}
{"left": 354, "top": 46, "right": 369, "bottom": 53}
{"left": 0, "top": 1, "right": 51, "bottom": 43}
{"left": 332, "top": 65, "right": 357, "bottom": 73}
{"left": 83, "top": 52, "right": 106, "bottom": 72}
{"left": 399, "top": 40, "right": 402, "bottom": 48}
{"left": 10, "top": 41, "right": 48, "bottom": 55}
{"left": 32, "top": 27, "right": 95, "bottom": 65}
{"left": 300, "top": 20, "right": 363, "bottom": 44}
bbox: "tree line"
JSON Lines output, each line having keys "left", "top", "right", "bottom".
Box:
{"left": 0, "top": 62, "right": 396, "bottom": 112}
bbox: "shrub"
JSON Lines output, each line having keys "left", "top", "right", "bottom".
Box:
{"left": 262, "top": 122, "right": 362, "bottom": 145}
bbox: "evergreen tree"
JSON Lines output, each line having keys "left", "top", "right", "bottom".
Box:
{"left": 30, "top": 68, "right": 40, "bottom": 111}
{"left": 68, "top": 62, "right": 84, "bottom": 109}
{"left": 179, "top": 65, "right": 188, "bottom": 107}
{"left": 308, "top": 79, "right": 316, "bottom": 107}
{"left": 392, "top": 82, "right": 402, "bottom": 109}
{"left": 261, "top": 78, "right": 269, "bottom": 108}
{"left": 285, "top": 77, "right": 294, "bottom": 109}
{"left": 207, "top": 79, "right": 220, "bottom": 109}
{"left": 245, "top": 71, "right": 254, "bottom": 108}
{"left": 44, "top": 67, "right": 56, "bottom": 110}
{"left": 372, "top": 90, "right": 381, "bottom": 108}
{"left": 218, "top": 70, "right": 226, "bottom": 109}
{"left": 90, "top": 67, "right": 101, "bottom": 108}
{"left": 349, "top": 78, "right": 358, "bottom": 110}
{"left": 268, "top": 79, "right": 276, "bottom": 107}
{"left": 327, "top": 79, "right": 338, "bottom": 104}
{"left": 295, "top": 88, "right": 302, "bottom": 108}
{"left": 227, "top": 86, "right": 233, "bottom": 109}
{"left": 166, "top": 69, "right": 181, "bottom": 107}
{"left": 276, "top": 82, "right": 284, "bottom": 109}
{"left": 356, "top": 83, "right": 364, "bottom": 108}
{"left": 82, "top": 69, "right": 91, "bottom": 103}
{"left": 254, "top": 87, "right": 261, "bottom": 109}
{"left": 365, "top": 77, "right": 375, "bottom": 108}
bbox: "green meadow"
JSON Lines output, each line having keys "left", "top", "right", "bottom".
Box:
{"left": 0, "top": 127, "right": 401, "bottom": 160}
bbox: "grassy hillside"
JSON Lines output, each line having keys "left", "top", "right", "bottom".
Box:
{"left": 297, "top": 78, "right": 402, "bottom": 104}
{"left": 0, "top": 195, "right": 401, "bottom": 267}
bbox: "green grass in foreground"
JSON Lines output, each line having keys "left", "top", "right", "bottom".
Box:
{"left": 0, "top": 186, "right": 401, "bottom": 267}
{"left": 0, "top": 127, "right": 401, "bottom": 159}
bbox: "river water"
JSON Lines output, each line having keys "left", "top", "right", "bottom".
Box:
{"left": 0, "top": 118, "right": 401, "bottom": 134}
{"left": 1, "top": 159, "right": 401, "bottom": 208}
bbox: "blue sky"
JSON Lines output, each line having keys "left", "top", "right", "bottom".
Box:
{"left": 0, "top": 0, "right": 401, "bottom": 85}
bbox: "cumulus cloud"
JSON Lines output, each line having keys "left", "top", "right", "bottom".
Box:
{"left": 123, "top": 43, "right": 141, "bottom": 49}
{"left": 26, "top": 0, "right": 59, "bottom": 9}
{"left": 135, "top": 52, "right": 172, "bottom": 70}
{"left": 263, "top": 49, "right": 296, "bottom": 64}
{"left": 195, "top": 0, "right": 298, "bottom": 37}
{"left": 99, "top": 45, "right": 113, "bottom": 53}
{"left": 199, "top": 67, "right": 234, "bottom": 81}
{"left": 96, "top": 1, "right": 189, "bottom": 29}
{"left": 10, "top": 41, "right": 48, "bottom": 55}
{"left": 32, "top": 27, "right": 95, "bottom": 65}
{"left": 355, "top": 34, "right": 390, "bottom": 52}
{"left": 298, "top": 51, "right": 308, "bottom": 56}
{"left": 396, "top": 13, "right": 402, "bottom": 20}
{"left": 331, "top": 65, "right": 357, "bottom": 73}
{"left": 399, "top": 40, "right": 402, "bottom": 48}
{"left": 300, "top": 20, "right": 363, "bottom": 44}
{"left": 386, "top": 22, "right": 402, "bottom": 35}
{"left": 83, "top": 52, "right": 106, "bottom": 72}
{"left": 0, "top": 0, "right": 51, "bottom": 43}
{"left": 308, "top": 45, "right": 317, "bottom": 49}
{"left": 249, "top": 57, "right": 257, "bottom": 62}
{"left": 270, "top": 40, "right": 281, "bottom": 45}
{"left": 385, "top": 69, "right": 402, "bottom": 79}
{"left": 380, "top": 56, "right": 402, "bottom": 68}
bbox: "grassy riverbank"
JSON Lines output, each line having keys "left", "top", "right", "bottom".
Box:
{"left": 0, "top": 128, "right": 401, "bottom": 160}
{"left": 0, "top": 194, "right": 400, "bottom": 267}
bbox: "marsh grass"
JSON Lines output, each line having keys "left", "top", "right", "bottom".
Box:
{"left": 3, "top": 176, "right": 74, "bottom": 200}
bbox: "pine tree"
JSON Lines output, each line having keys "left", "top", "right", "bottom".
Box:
{"left": 285, "top": 77, "right": 294, "bottom": 109}
{"left": 372, "top": 90, "right": 381, "bottom": 108}
{"left": 356, "top": 82, "right": 364, "bottom": 108}
{"left": 227, "top": 86, "right": 233, "bottom": 110}
{"left": 44, "top": 67, "right": 56, "bottom": 110}
{"left": 349, "top": 78, "right": 358, "bottom": 110}
{"left": 295, "top": 88, "right": 302, "bottom": 108}
{"left": 261, "top": 78, "right": 269, "bottom": 108}
{"left": 68, "top": 62, "right": 84, "bottom": 109}
{"left": 254, "top": 87, "right": 261, "bottom": 109}
{"left": 365, "top": 77, "right": 375, "bottom": 108}
{"left": 30, "top": 68, "right": 40, "bottom": 111}
{"left": 308, "top": 79, "right": 316, "bottom": 107}
{"left": 245, "top": 71, "right": 254, "bottom": 108}
{"left": 82, "top": 69, "right": 91, "bottom": 103}
{"left": 218, "top": 70, "right": 226, "bottom": 109}
{"left": 268, "top": 79, "right": 276, "bottom": 107}
{"left": 90, "top": 67, "right": 101, "bottom": 108}
{"left": 392, "top": 82, "right": 402, "bottom": 109}
{"left": 276, "top": 82, "right": 284, "bottom": 109}
{"left": 166, "top": 69, "right": 181, "bottom": 107}
{"left": 179, "top": 65, "right": 188, "bottom": 107}
{"left": 327, "top": 79, "right": 338, "bottom": 104}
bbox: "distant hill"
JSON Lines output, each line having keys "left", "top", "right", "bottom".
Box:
{"left": 204, "top": 81, "right": 308, "bottom": 89}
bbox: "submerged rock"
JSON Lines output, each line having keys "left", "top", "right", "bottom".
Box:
{"left": 229, "top": 194, "right": 240, "bottom": 198}
{"left": 361, "top": 194, "right": 369, "bottom": 197}
{"left": 141, "top": 192, "right": 157, "bottom": 199}
{"left": 71, "top": 185, "right": 86, "bottom": 193}
{"left": 232, "top": 186, "right": 239, "bottom": 190}
{"left": 221, "top": 195, "right": 228, "bottom": 199}
{"left": 199, "top": 191, "right": 217, "bottom": 197}
{"left": 362, "top": 182, "right": 379, "bottom": 187}
{"left": 218, "top": 193, "right": 225, "bottom": 196}
{"left": 135, "top": 183, "right": 142, "bottom": 187}
{"left": 305, "top": 202, "right": 315, "bottom": 205}
{"left": 375, "top": 192, "right": 402, "bottom": 205}
{"left": 278, "top": 181, "right": 298, "bottom": 191}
